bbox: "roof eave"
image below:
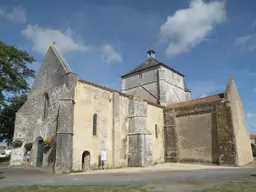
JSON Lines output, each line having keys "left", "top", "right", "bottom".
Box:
{"left": 121, "top": 63, "right": 185, "bottom": 78}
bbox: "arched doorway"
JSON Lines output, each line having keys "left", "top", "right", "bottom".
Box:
{"left": 82, "top": 151, "right": 90, "bottom": 170}
{"left": 35, "top": 137, "right": 44, "bottom": 167}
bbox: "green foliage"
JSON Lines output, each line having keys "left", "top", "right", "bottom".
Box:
{"left": 0, "top": 41, "right": 35, "bottom": 106}
{"left": 0, "top": 95, "right": 27, "bottom": 144}
{"left": 43, "top": 139, "right": 51, "bottom": 148}
{"left": 0, "top": 41, "right": 35, "bottom": 144}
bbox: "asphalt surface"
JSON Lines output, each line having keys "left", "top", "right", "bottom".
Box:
{"left": 0, "top": 166, "right": 256, "bottom": 190}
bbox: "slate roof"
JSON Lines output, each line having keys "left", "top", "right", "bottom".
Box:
{"left": 121, "top": 57, "right": 185, "bottom": 78}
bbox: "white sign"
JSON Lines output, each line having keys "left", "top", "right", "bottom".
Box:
{"left": 101, "top": 150, "right": 107, "bottom": 161}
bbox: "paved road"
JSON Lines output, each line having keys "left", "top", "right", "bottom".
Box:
{"left": 0, "top": 166, "right": 256, "bottom": 190}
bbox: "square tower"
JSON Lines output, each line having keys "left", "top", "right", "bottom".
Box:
{"left": 121, "top": 49, "right": 191, "bottom": 106}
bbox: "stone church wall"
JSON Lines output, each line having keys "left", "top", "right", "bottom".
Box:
{"left": 164, "top": 89, "right": 253, "bottom": 167}
{"left": 164, "top": 102, "right": 220, "bottom": 165}
{"left": 175, "top": 110, "right": 219, "bottom": 164}
{"left": 161, "top": 66, "right": 186, "bottom": 103}
{"left": 10, "top": 45, "right": 71, "bottom": 167}
{"left": 72, "top": 79, "right": 165, "bottom": 170}
{"left": 147, "top": 105, "right": 164, "bottom": 164}
{"left": 225, "top": 78, "right": 254, "bottom": 166}
{"left": 112, "top": 93, "right": 129, "bottom": 168}
{"left": 122, "top": 67, "right": 159, "bottom": 104}
{"left": 72, "top": 82, "right": 114, "bottom": 170}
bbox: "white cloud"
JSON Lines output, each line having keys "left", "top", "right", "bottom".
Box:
{"left": 21, "top": 24, "right": 89, "bottom": 55}
{"left": 253, "top": 88, "right": 256, "bottom": 93}
{"left": 0, "top": 6, "right": 26, "bottom": 24}
{"left": 160, "top": 0, "right": 226, "bottom": 56}
{"left": 247, "top": 113, "right": 256, "bottom": 119}
{"left": 234, "top": 34, "right": 256, "bottom": 52}
{"left": 101, "top": 44, "right": 122, "bottom": 64}
{"left": 190, "top": 81, "right": 223, "bottom": 98}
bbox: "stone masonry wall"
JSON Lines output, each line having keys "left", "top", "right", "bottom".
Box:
{"left": 215, "top": 103, "right": 237, "bottom": 165}
{"left": 73, "top": 80, "right": 163, "bottom": 170}
{"left": 164, "top": 103, "right": 220, "bottom": 164}
{"left": 225, "top": 77, "right": 253, "bottom": 166}
{"left": 11, "top": 45, "right": 73, "bottom": 167}
{"left": 147, "top": 105, "right": 164, "bottom": 164}
{"left": 176, "top": 104, "right": 218, "bottom": 164}
{"left": 128, "top": 97, "right": 152, "bottom": 167}
{"left": 164, "top": 108, "right": 179, "bottom": 162}
{"left": 112, "top": 93, "right": 129, "bottom": 168}
{"left": 72, "top": 82, "right": 114, "bottom": 170}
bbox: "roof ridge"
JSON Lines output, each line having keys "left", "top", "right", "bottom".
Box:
{"left": 168, "top": 93, "right": 224, "bottom": 109}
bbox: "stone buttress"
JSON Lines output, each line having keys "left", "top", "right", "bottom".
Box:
{"left": 127, "top": 97, "right": 152, "bottom": 167}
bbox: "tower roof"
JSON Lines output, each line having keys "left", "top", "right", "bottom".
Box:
{"left": 121, "top": 49, "right": 184, "bottom": 78}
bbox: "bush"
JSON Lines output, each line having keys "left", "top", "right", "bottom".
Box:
{"left": 43, "top": 140, "right": 51, "bottom": 148}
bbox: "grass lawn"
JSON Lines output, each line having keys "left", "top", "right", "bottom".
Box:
{"left": 197, "top": 179, "right": 256, "bottom": 192}
{"left": 1, "top": 179, "right": 256, "bottom": 192}
{"left": 0, "top": 185, "right": 148, "bottom": 192}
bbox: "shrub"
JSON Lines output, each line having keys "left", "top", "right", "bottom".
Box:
{"left": 43, "top": 140, "right": 51, "bottom": 148}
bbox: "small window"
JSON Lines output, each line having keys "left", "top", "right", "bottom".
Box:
{"left": 139, "top": 73, "right": 142, "bottom": 79}
{"left": 43, "top": 93, "right": 49, "bottom": 120}
{"left": 155, "top": 124, "right": 158, "bottom": 138}
{"left": 93, "top": 114, "right": 97, "bottom": 136}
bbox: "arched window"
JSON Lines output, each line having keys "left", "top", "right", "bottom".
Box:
{"left": 93, "top": 114, "right": 97, "bottom": 136}
{"left": 155, "top": 124, "right": 158, "bottom": 138}
{"left": 43, "top": 93, "right": 49, "bottom": 120}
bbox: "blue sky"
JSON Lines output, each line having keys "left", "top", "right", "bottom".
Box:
{"left": 1, "top": 0, "right": 256, "bottom": 134}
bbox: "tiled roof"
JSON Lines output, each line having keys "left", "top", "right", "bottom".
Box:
{"left": 168, "top": 93, "right": 225, "bottom": 109}
{"left": 121, "top": 57, "right": 184, "bottom": 78}
{"left": 250, "top": 135, "right": 256, "bottom": 139}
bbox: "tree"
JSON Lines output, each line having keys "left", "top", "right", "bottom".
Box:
{"left": 0, "top": 41, "right": 35, "bottom": 108}
{"left": 0, "top": 41, "right": 35, "bottom": 143}
{"left": 0, "top": 95, "right": 27, "bottom": 144}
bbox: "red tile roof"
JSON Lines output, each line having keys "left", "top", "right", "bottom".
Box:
{"left": 168, "top": 93, "right": 225, "bottom": 109}
{"left": 250, "top": 135, "right": 256, "bottom": 139}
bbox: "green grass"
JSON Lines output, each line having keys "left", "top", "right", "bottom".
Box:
{"left": 197, "top": 179, "right": 256, "bottom": 192}
{"left": 1, "top": 178, "right": 256, "bottom": 192}
{"left": 0, "top": 185, "right": 147, "bottom": 192}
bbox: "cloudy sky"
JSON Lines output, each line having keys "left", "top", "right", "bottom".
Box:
{"left": 1, "top": 0, "right": 256, "bottom": 134}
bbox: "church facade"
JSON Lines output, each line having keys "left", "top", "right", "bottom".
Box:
{"left": 10, "top": 44, "right": 253, "bottom": 172}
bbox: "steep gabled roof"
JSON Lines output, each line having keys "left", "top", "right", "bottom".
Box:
{"left": 121, "top": 57, "right": 185, "bottom": 78}
{"left": 50, "top": 43, "right": 72, "bottom": 73}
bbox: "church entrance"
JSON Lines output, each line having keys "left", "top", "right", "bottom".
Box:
{"left": 35, "top": 137, "right": 44, "bottom": 167}
{"left": 82, "top": 151, "right": 90, "bottom": 170}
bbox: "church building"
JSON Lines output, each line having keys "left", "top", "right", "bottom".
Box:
{"left": 10, "top": 43, "right": 253, "bottom": 172}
